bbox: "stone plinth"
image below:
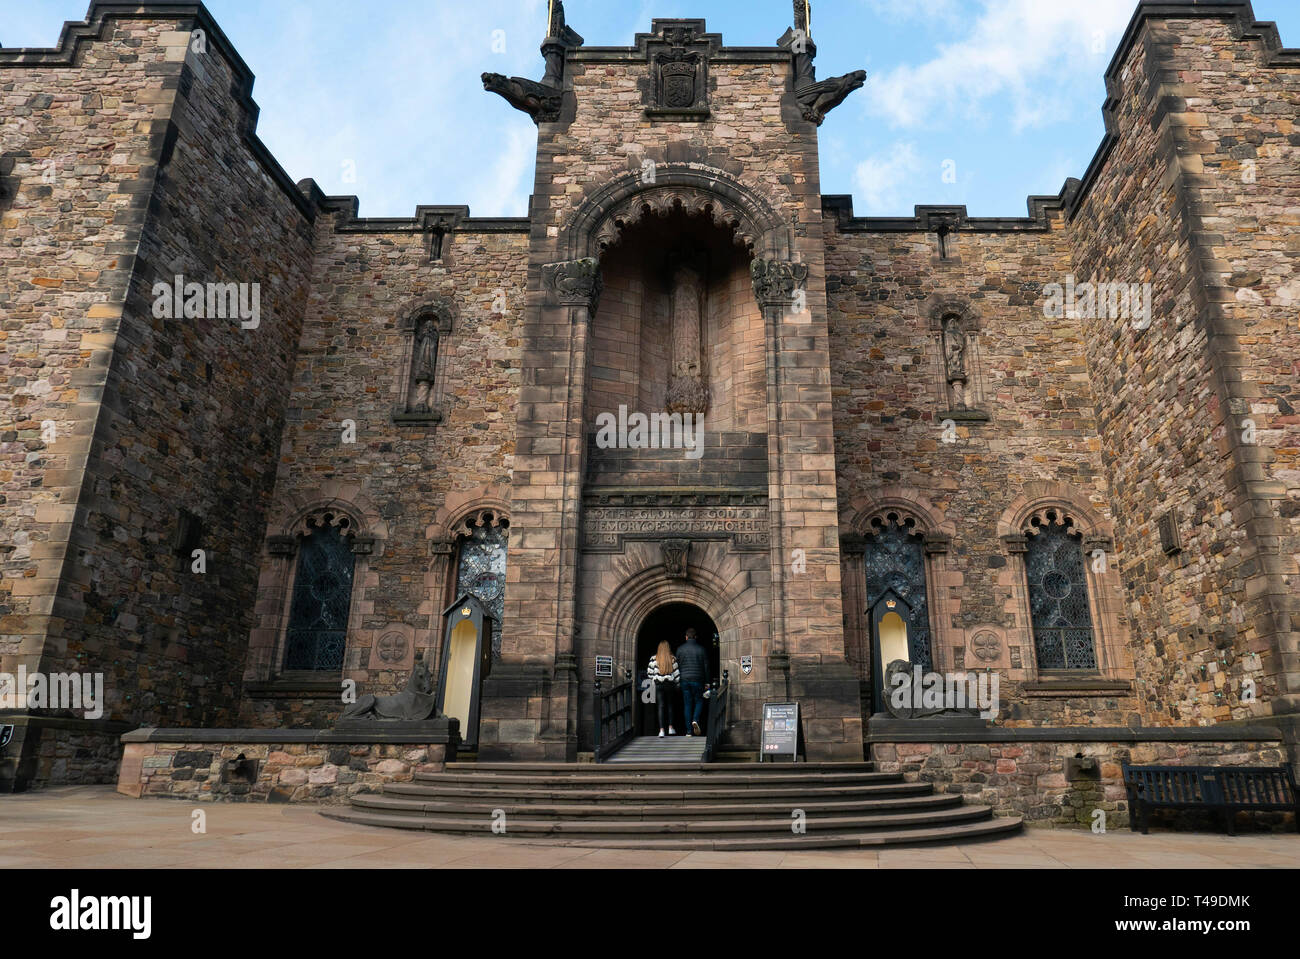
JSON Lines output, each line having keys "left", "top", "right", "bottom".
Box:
{"left": 867, "top": 721, "right": 1290, "bottom": 829}
{"left": 117, "top": 722, "right": 459, "bottom": 803}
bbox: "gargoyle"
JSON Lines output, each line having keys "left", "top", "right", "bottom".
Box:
{"left": 482, "top": 0, "right": 582, "bottom": 125}
{"left": 481, "top": 72, "right": 563, "bottom": 125}
{"left": 784, "top": 13, "right": 865, "bottom": 127}
{"left": 797, "top": 69, "right": 867, "bottom": 126}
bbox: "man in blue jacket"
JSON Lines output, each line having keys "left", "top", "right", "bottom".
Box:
{"left": 675, "top": 628, "right": 711, "bottom": 736}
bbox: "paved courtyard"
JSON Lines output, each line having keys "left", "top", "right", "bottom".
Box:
{"left": 1, "top": 787, "right": 1297, "bottom": 869}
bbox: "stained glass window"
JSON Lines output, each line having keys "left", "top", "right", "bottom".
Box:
{"left": 1025, "top": 520, "right": 1097, "bottom": 670}
{"left": 455, "top": 521, "right": 508, "bottom": 662}
{"left": 863, "top": 520, "right": 932, "bottom": 671}
{"left": 284, "top": 520, "right": 355, "bottom": 671}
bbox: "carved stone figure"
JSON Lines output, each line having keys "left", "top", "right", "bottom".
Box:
{"left": 542, "top": 257, "right": 602, "bottom": 308}
{"left": 786, "top": 13, "right": 866, "bottom": 126}
{"left": 883, "top": 659, "right": 982, "bottom": 720}
{"left": 751, "top": 258, "right": 809, "bottom": 307}
{"left": 665, "top": 264, "right": 709, "bottom": 414}
{"left": 796, "top": 69, "right": 867, "bottom": 125}
{"left": 411, "top": 318, "right": 438, "bottom": 412}
{"left": 662, "top": 539, "right": 690, "bottom": 579}
{"left": 482, "top": 1, "right": 583, "bottom": 125}
{"left": 339, "top": 656, "right": 439, "bottom": 721}
{"left": 481, "top": 73, "right": 563, "bottom": 125}
{"left": 942, "top": 315, "right": 968, "bottom": 410}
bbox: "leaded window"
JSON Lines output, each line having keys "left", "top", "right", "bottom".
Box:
{"left": 863, "top": 518, "right": 933, "bottom": 671}
{"left": 1025, "top": 517, "right": 1097, "bottom": 670}
{"left": 284, "top": 519, "right": 355, "bottom": 671}
{"left": 455, "top": 518, "right": 508, "bottom": 662}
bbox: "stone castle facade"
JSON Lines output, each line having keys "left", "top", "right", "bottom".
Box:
{"left": 2, "top": 1, "right": 1298, "bottom": 818}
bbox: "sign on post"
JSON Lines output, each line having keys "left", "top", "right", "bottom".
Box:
{"left": 760, "top": 702, "right": 799, "bottom": 762}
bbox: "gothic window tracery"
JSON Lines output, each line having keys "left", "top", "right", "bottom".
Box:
{"left": 284, "top": 513, "right": 356, "bottom": 672}
{"left": 863, "top": 513, "right": 933, "bottom": 672}
{"left": 453, "top": 512, "right": 509, "bottom": 662}
{"left": 1023, "top": 510, "right": 1097, "bottom": 670}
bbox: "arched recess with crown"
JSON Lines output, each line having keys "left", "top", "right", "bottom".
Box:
{"left": 840, "top": 489, "right": 958, "bottom": 714}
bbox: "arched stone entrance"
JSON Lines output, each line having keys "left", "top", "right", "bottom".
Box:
{"left": 633, "top": 602, "right": 720, "bottom": 737}
{"left": 578, "top": 542, "right": 769, "bottom": 753}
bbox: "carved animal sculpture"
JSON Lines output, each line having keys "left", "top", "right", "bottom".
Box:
{"left": 340, "top": 658, "right": 438, "bottom": 721}
{"left": 482, "top": 72, "right": 562, "bottom": 124}
{"left": 797, "top": 69, "right": 867, "bottom": 125}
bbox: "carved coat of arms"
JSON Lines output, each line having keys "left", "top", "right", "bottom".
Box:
{"left": 659, "top": 56, "right": 698, "bottom": 109}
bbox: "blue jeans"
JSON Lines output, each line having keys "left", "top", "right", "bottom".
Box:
{"left": 681, "top": 682, "right": 705, "bottom": 730}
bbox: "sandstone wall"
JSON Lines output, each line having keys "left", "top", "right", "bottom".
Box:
{"left": 870, "top": 735, "right": 1289, "bottom": 829}
{"left": 1069, "top": 11, "right": 1300, "bottom": 729}
{"left": 2, "top": 10, "right": 319, "bottom": 787}
{"left": 241, "top": 214, "right": 528, "bottom": 727}
{"left": 54, "top": 21, "right": 317, "bottom": 735}
{"left": 826, "top": 214, "right": 1138, "bottom": 725}
{"left": 118, "top": 738, "right": 450, "bottom": 803}
{"left": 1, "top": 15, "right": 177, "bottom": 707}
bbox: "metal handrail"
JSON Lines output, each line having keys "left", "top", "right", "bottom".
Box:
{"left": 593, "top": 677, "right": 634, "bottom": 764}
{"left": 702, "top": 670, "right": 729, "bottom": 763}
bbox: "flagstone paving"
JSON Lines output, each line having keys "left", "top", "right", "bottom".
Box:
{"left": 1, "top": 787, "right": 1296, "bottom": 869}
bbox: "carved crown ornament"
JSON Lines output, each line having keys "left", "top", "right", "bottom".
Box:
{"left": 542, "top": 258, "right": 603, "bottom": 309}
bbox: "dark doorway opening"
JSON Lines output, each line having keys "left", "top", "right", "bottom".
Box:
{"left": 634, "top": 603, "right": 720, "bottom": 737}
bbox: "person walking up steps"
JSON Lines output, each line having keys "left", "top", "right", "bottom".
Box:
{"left": 675, "top": 628, "right": 711, "bottom": 737}
{"left": 647, "top": 640, "right": 679, "bottom": 737}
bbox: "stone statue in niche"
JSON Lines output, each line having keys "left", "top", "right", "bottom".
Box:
{"left": 410, "top": 318, "right": 439, "bottom": 413}
{"left": 665, "top": 263, "right": 710, "bottom": 415}
{"left": 942, "top": 315, "right": 968, "bottom": 410}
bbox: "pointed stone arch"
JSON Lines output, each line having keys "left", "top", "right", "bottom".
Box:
{"left": 840, "top": 487, "right": 957, "bottom": 683}
{"left": 997, "top": 482, "right": 1130, "bottom": 681}
{"left": 247, "top": 482, "right": 389, "bottom": 684}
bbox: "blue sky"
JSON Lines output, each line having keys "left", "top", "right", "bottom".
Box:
{"left": 7, "top": 1, "right": 1300, "bottom": 218}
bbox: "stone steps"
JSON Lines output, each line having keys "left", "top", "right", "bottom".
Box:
{"left": 416, "top": 764, "right": 894, "bottom": 779}
{"left": 324, "top": 804, "right": 994, "bottom": 836}
{"left": 604, "top": 736, "right": 707, "bottom": 763}
{"left": 384, "top": 781, "right": 932, "bottom": 804}
{"left": 323, "top": 761, "right": 1022, "bottom": 850}
{"left": 346, "top": 790, "right": 966, "bottom": 820}
{"left": 444, "top": 760, "right": 879, "bottom": 774}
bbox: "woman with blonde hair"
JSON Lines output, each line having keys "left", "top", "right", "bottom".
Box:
{"left": 646, "top": 639, "right": 680, "bottom": 737}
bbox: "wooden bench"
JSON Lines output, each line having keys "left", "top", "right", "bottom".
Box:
{"left": 1122, "top": 763, "right": 1299, "bottom": 835}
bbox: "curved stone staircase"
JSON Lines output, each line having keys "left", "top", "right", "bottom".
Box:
{"left": 321, "top": 760, "right": 1023, "bottom": 851}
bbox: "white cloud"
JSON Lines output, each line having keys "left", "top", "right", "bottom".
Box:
{"left": 867, "top": 0, "right": 1135, "bottom": 130}
{"left": 852, "top": 142, "right": 921, "bottom": 215}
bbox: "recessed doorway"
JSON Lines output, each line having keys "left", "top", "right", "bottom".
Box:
{"left": 633, "top": 602, "right": 720, "bottom": 737}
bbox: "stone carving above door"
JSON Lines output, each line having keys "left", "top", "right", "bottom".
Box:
{"left": 662, "top": 539, "right": 691, "bottom": 579}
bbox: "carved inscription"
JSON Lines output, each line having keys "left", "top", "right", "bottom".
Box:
{"left": 584, "top": 505, "right": 769, "bottom": 551}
